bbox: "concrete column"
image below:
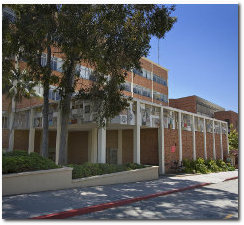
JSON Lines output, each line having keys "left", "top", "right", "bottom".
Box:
{"left": 98, "top": 127, "right": 106, "bottom": 163}
{"left": 158, "top": 107, "right": 165, "bottom": 174}
{"left": 212, "top": 120, "right": 216, "bottom": 160}
{"left": 178, "top": 112, "right": 182, "bottom": 162}
{"left": 192, "top": 115, "right": 196, "bottom": 160}
{"left": 203, "top": 118, "right": 207, "bottom": 159}
{"left": 133, "top": 101, "right": 141, "bottom": 164}
{"left": 88, "top": 128, "right": 98, "bottom": 163}
{"left": 118, "top": 129, "right": 123, "bottom": 164}
{"left": 55, "top": 110, "right": 61, "bottom": 164}
{"left": 226, "top": 123, "right": 229, "bottom": 155}
{"left": 220, "top": 122, "right": 223, "bottom": 160}
{"left": 28, "top": 108, "right": 35, "bottom": 154}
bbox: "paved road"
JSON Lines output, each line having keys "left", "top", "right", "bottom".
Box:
{"left": 2, "top": 171, "right": 238, "bottom": 219}
{"left": 72, "top": 179, "right": 238, "bottom": 220}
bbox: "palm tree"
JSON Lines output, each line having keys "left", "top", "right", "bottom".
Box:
{"left": 6, "top": 55, "right": 37, "bottom": 152}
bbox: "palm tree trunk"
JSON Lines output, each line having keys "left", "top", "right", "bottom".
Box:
{"left": 8, "top": 93, "right": 16, "bottom": 152}
{"left": 8, "top": 55, "right": 19, "bottom": 152}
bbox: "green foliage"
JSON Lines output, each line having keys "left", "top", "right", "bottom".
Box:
{"left": 67, "top": 162, "right": 147, "bottom": 179}
{"left": 205, "top": 160, "right": 220, "bottom": 172}
{"left": 183, "top": 157, "right": 235, "bottom": 174}
{"left": 216, "top": 159, "right": 228, "bottom": 171}
{"left": 2, "top": 150, "right": 60, "bottom": 174}
{"left": 228, "top": 124, "right": 238, "bottom": 151}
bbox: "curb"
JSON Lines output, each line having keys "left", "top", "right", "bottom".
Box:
{"left": 31, "top": 182, "right": 212, "bottom": 219}
{"left": 224, "top": 176, "right": 238, "bottom": 182}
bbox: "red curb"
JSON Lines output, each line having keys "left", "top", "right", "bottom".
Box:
{"left": 31, "top": 182, "right": 212, "bottom": 219}
{"left": 224, "top": 176, "right": 238, "bottom": 182}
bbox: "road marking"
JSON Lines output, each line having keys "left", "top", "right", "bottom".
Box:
{"left": 31, "top": 182, "right": 212, "bottom": 219}
{"left": 224, "top": 214, "right": 233, "bottom": 219}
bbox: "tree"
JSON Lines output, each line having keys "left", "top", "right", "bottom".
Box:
{"left": 2, "top": 6, "right": 37, "bottom": 152}
{"left": 7, "top": 5, "right": 59, "bottom": 158}
{"left": 56, "top": 4, "right": 177, "bottom": 164}
{"left": 228, "top": 124, "right": 238, "bottom": 151}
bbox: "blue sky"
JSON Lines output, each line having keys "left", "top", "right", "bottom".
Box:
{"left": 148, "top": 4, "right": 238, "bottom": 113}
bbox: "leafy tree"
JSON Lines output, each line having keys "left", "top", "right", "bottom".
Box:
{"left": 228, "top": 124, "right": 238, "bottom": 151}
{"left": 6, "top": 5, "right": 59, "bottom": 158}
{"left": 56, "top": 4, "right": 177, "bottom": 164}
{"left": 2, "top": 7, "right": 37, "bottom": 152}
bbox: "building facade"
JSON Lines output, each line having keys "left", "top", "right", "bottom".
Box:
{"left": 169, "top": 95, "right": 225, "bottom": 118}
{"left": 2, "top": 57, "right": 229, "bottom": 174}
{"left": 214, "top": 110, "right": 239, "bottom": 133}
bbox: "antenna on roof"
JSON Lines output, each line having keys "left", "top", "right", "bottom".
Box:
{"left": 157, "top": 38, "right": 160, "bottom": 65}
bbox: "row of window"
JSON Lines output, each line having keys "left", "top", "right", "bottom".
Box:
{"left": 133, "top": 84, "right": 152, "bottom": 98}
{"left": 133, "top": 68, "right": 167, "bottom": 87}
{"left": 41, "top": 54, "right": 63, "bottom": 72}
{"left": 153, "top": 91, "right": 168, "bottom": 103}
{"left": 153, "top": 74, "right": 167, "bottom": 86}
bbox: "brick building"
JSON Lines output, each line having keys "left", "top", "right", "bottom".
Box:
{"left": 2, "top": 56, "right": 229, "bottom": 174}
{"left": 169, "top": 95, "right": 225, "bottom": 118}
{"left": 2, "top": 7, "right": 229, "bottom": 175}
{"left": 214, "top": 110, "right": 239, "bottom": 133}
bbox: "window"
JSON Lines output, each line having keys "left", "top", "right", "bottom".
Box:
{"left": 57, "top": 58, "right": 64, "bottom": 72}
{"left": 153, "top": 74, "right": 167, "bottom": 87}
{"left": 51, "top": 57, "right": 57, "bottom": 71}
{"left": 2, "top": 116, "right": 8, "bottom": 129}
{"left": 41, "top": 54, "right": 47, "bottom": 67}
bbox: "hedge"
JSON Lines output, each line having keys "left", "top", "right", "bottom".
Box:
{"left": 67, "top": 162, "right": 147, "bottom": 179}
{"left": 2, "top": 150, "right": 61, "bottom": 174}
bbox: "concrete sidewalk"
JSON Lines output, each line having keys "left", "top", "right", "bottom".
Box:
{"left": 2, "top": 170, "right": 238, "bottom": 219}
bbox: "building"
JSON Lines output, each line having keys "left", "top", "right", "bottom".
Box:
{"left": 2, "top": 56, "right": 229, "bottom": 174}
{"left": 2, "top": 7, "right": 229, "bottom": 174}
{"left": 214, "top": 110, "right": 239, "bottom": 133}
{"left": 169, "top": 95, "right": 225, "bottom": 118}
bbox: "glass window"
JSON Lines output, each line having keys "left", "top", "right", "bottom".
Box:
{"left": 51, "top": 57, "right": 57, "bottom": 71}
{"left": 41, "top": 54, "right": 47, "bottom": 67}
{"left": 2, "top": 116, "right": 8, "bottom": 129}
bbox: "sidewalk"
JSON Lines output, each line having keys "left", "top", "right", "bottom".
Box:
{"left": 2, "top": 170, "right": 238, "bottom": 219}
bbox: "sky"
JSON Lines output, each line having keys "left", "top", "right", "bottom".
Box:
{"left": 147, "top": 4, "right": 238, "bottom": 113}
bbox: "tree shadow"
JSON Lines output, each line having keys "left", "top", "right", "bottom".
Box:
{"left": 2, "top": 176, "right": 238, "bottom": 220}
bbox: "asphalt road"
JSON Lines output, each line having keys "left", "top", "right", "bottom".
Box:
{"left": 71, "top": 179, "right": 239, "bottom": 220}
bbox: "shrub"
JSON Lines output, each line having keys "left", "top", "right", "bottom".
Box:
{"left": 216, "top": 159, "right": 228, "bottom": 171}
{"left": 205, "top": 160, "right": 220, "bottom": 172}
{"left": 2, "top": 151, "right": 60, "bottom": 174}
{"left": 68, "top": 163, "right": 147, "bottom": 179}
{"left": 226, "top": 163, "right": 235, "bottom": 171}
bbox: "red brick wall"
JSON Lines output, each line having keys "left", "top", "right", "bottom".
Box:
{"left": 140, "top": 128, "right": 158, "bottom": 165}
{"left": 214, "top": 111, "right": 239, "bottom": 131}
{"left": 122, "top": 129, "right": 133, "bottom": 164}
{"left": 169, "top": 96, "right": 197, "bottom": 113}
{"left": 206, "top": 132, "right": 214, "bottom": 159}
{"left": 2, "top": 94, "right": 45, "bottom": 111}
{"left": 68, "top": 131, "right": 88, "bottom": 164}
{"left": 2, "top": 129, "right": 9, "bottom": 149}
{"left": 182, "top": 130, "right": 193, "bottom": 160}
{"left": 196, "top": 131, "right": 204, "bottom": 159}
{"left": 164, "top": 129, "right": 179, "bottom": 173}
{"left": 215, "top": 134, "right": 221, "bottom": 159}
{"left": 14, "top": 130, "right": 29, "bottom": 151}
